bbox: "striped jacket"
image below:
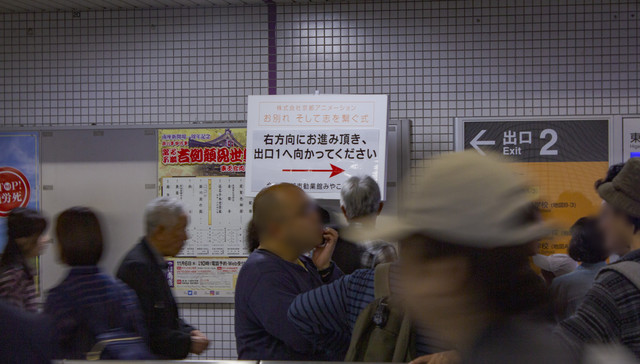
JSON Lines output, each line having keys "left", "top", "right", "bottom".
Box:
{"left": 556, "top": 249, "right": 640, "bottom": 358}
{"left": 0, "top": 264, "right": 38, "bottom": 312}
{"left": 288, "top": 267, "right": 440, "bottom": 358}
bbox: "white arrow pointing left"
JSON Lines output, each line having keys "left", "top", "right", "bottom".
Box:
{"left": 470, "top": 130, "right": 495, "bottom": 156}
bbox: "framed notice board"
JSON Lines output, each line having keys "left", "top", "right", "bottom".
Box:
{"left": 158, "top": 128, "right": 251, "bottom": 302}
{"left": 12, "top": 118, "right": 408, "bottom": 303}
{"left": 455, "top": 117, "right": 613, "bottom": 256}
{"left": 35, "top": 123, "right": 248, "bottom": 304}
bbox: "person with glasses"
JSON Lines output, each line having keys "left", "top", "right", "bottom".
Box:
{"left": 235, "top": 183, "right": 342, "bottom": 360}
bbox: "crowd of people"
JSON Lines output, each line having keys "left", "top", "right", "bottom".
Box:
{"left": 1, "top": 152, "right": 640, "bottom": 363}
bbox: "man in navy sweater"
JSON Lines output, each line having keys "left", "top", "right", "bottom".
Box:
{"left": 235, "top": 183, "right": 342, "bottom": 360}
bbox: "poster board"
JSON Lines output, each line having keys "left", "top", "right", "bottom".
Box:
{"left": 21, "top": 118, "right": 408, "bottom": 303}
{"left": 0, "top": 132, "right": 40, "bottom": 252}
{"left": 455, "top": 117, "right": 612, "bottom": 256}
{"left": 157, "top": 128, "right": 251, "bottom": 300}
{"left": 245, "top": 94, "right": 389, "bottom": 200}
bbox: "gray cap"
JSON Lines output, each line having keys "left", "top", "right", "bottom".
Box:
{"left": 349, "top": 151, "right": 551, "bottom": 248}
{"left": 597, "top": 158, "right": 640, "bottom": 218}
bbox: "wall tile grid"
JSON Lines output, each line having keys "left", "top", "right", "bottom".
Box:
{"left": 2, "top": 0, "right": 639, "bottom": 359}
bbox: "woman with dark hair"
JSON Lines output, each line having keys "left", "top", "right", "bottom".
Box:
{"left": 0, "top": 207, "right": 48, "bottom": 312}
{"left": 550, "top": 216, "right": 608, "bottom": 321}
{"left": 44, "top": 207, "right": 150, "bottom": 359}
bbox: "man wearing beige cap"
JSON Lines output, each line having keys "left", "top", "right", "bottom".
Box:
{"left": 557, "top": 158, "right": 640, "bottom": 358}
{"left": 350, "top": 151, "right": 575, "bottom": 364}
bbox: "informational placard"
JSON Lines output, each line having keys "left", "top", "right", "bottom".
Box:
{"left": 162, "top": 176, "right": 252, "bottom": 257}
{"left": 456, "top": 118, "right": 610, "bottom": 255}
{"left": 0, "top": 132, "right": 39, "bottom": 252}
{"left": 623, "top": 117, "right": 640, "bottom": 161}
{"left": 158, "top": 128, "right": 252, "bottom": 300}
{"left": 164, "top": 257, "right": 247, "bottom": 298}
{"left": 246, "top": 95, "right": 389, "bottom": 199}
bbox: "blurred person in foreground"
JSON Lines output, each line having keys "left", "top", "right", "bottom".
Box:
{"left": 332, "top": 176, "right": 397, "bottom": 274}
{"left": 359, "top": 151, "right": 575, "bottom": 364}
{"left": 0, "top": 208, "right": 48, "bottom": 312}
{"left": 235, "top": 183, "right": 342, "bottom": 360}
{"left": 45, "top": 207, "right": 150, "bottom": 359}
{"left": 556, "top": 158, "right": 640, "bottom": 358}
{"left": 595, "top": 162, "right": 626, "bottom": 262}
{"left": 0, "top": 299, "right": 53, "bottom": 364}
{"left": 288, "top": 256, "right": 451, "bottom": 361}
{"left": 117, "top": 197, "right": 209, "bottom": 359}
{"left": 550, "top": 217, "right": 608, "bottom": 322}
{"left": 532, "top": 253, "right": 578, "bottom": 286}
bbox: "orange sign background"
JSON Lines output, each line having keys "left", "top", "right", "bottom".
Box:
{"left": 516, "top": 161, "right": 610, "bottom": 255}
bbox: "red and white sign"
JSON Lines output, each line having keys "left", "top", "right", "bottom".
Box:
{"left": 0, "top": 167, "right": 31, "bottom": 217}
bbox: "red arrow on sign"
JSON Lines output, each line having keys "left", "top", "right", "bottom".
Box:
{"left": 282, "top": 164, "right": 345, "bottom": 178}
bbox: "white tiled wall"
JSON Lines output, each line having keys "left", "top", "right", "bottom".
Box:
{"left": 2, "top": 0, "right": 639, "bottom": 359}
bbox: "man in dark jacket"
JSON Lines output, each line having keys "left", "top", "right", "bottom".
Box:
{"left": 235, "top": 183, "right": 342, "bottom": 360}
{"left": 117, "top": 197, "right": 209, "bottom": 359}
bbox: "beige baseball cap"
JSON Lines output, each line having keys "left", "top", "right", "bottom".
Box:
{"left": 347, "top": 151, "right": 551, "bottom": 248}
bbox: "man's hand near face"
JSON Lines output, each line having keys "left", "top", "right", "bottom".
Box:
{"left": 312, "top": 227, "right": 339, "bottom": 270}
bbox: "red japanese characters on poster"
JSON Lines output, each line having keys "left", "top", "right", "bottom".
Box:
{"left": 158, "top": 128, "right": 248, "bottom": 181}
{"left": 0, "top": 167, "right": 31, "bottom": 217}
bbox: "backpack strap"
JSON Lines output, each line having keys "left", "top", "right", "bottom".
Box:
{"left": 597, "top": 261, "right": 640, "bottom": 291}
{"left": 374, "top": 263, "right": 392, "bottom": 299}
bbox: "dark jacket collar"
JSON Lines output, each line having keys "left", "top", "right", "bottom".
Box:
{"left": 621, "top": 248, "right": 640, "bottom": 263}
{"left": 140, "top": 238, "right": 168, "bottom": 269}
{"left": 67, "top": 265, "right": 100, "bottom": 275}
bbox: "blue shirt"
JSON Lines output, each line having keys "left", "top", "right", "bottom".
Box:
{"left": 44, "top": 266, "right": 147, "bottom": 359}
{"left": 550, "top": 261, "right": 607, "bottom": 321}
{"left": 234, "top": 249, "right": 342, "bottom": 360}
{"left": 288, "top": 267, "right": 443, "bottom": 358}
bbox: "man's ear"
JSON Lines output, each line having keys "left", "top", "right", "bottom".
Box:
{"left": 150, "top": 225, "right": 165, "bottom": 241}
{"left": 340, "top": 206, "right": 348, "bottom": 220}
{"left": 377, "top": 202, "right": 384, "bottom": 215}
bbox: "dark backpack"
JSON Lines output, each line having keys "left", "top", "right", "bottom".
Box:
{"left": 345, "top": 263, "right": 416, "bottom": 362}
{"left": 84, "top": 281, "right": 153, "bottom": 361}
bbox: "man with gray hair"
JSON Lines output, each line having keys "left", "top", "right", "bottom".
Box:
{"left": 117, "top": 197, "right": 209, "bottom": 359}
{"left": 333, "top": 176, "right": 397, "bottom": 274}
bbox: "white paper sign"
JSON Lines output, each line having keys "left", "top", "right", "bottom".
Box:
{"left": 166, "top": 257, "right": 246, "bottom": 298}
{"left": 162, "top": 176, "right": 253, "bottom": 257}
{"left": 246, "top": 94, "right": 388, "bottom": 199}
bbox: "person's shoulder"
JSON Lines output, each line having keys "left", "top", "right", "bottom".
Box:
{"left": 0, "top": 265, "right": 24, "bottom": 281}
{"left": 589, "top": 262, "right": 640, "bottom": 300}
{"left": 347, "top": 268, "right": 375, "bottom": 284}
{"left": 120, "top": 241, "right": 149, "bottom": 262}
{"left": 550, "top": 271, "right": 574, "bottom": 287}
{"left": 237, "top": 252, "right": 297, "bottom": 289}
{"left": 118, "top": 242, "right": 153, "bottom": 270}
{"left": 241, "top": 250, "right": 287, "bottom": 273}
